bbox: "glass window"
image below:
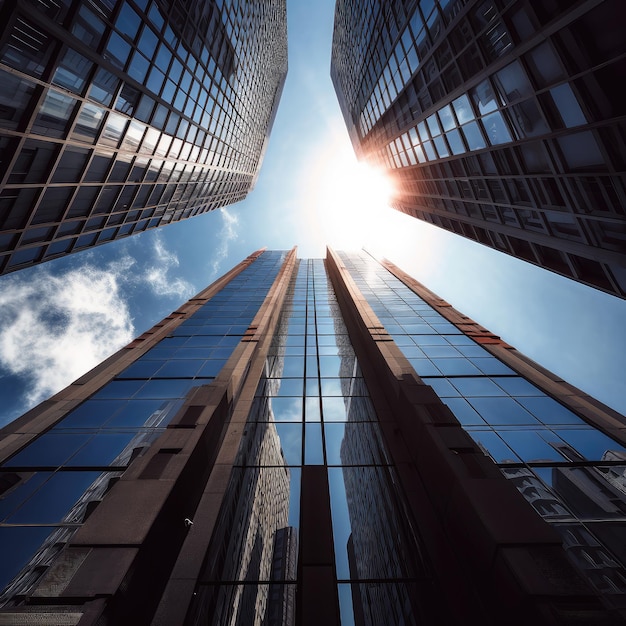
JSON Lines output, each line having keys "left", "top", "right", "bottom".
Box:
{"left": 468, "top": 430, "right": 520, "bottom": 463}
{"left": 154, "top": 360, "right": 203, "bottom": 378}
{"left": 433, "top": 135, "right": 450, "bottom": 158}
{"left": 196, "top": 360, "right": 225, "bottom": 377}
{"left": 446, "top": 129, "right": 465, "bottom": 155}
{"left": 100, "top": 112, "right": 127, "bottom": 147}
{"left": 72, "top": 102, "right": 106, "bottom": 142}
{"left": 557, "top": 132, "right": 604, "bottom": 169}
{"left": 471, "top": 80, "right": 498, "bottom": 114}
{"left": 117, "top": 360, "right": 163, "bottom": 379}
{"left": 442, "top": 398, "right": 486, "bottom": 425}
{"left": 510, "top": 99, "right": 549, "bottom": 138}
{"left": 132, "top": 379, "right": 195, "bottom": 399}
{"left": 2, "top": 17, "right": 52, "bottom": 78}
{"left": 72, "top": 5, "right": 105, "bottom": 47}
{"left": 0, "top": 527, "right": 57, "bottom": 592}
{"left": 438, "top": 104, "right": 455, "bottom": 131}
{"left": 0, "top": 473, "right": 50, "bottom": 522}
{"left": 493, "top": 377, "right": 541, "bottom": 396}
{"left": 51, "top": 146, "right": 89, "bottom": 183}
{"left": 107, "top": 399, "right": 174, "bottom": 427}
{"left": 461, "top": 121, "right": 486, "bottom": 150}
{"left": 154, "top": 44, "right": 172, "bottom": 72}
{"left": 407, "top": 358, "right": 441, "bottom": 376}
{"left": 92, "top": 379, "right": 143, "bottom": 399}
{"left": 4, "top": 433, "right": 91, "bottom": 467}
{"left": 147, "top": 67, "right": 165, "bottom": 95}
{"left": 128, "top": 51, "right": 150, "bottom": 83}
{"left": 281, "top": 356, "right": 305, "bottom": 377}
{"left": 32, "top": 90, "right": 76, "bottom": 137}
{"left": 554, "top": 429, "right": 625, "bottom": 461}
{"left": 451, "top": 377, "right": 507, "bottom": 397}
{"left": 67, "top": 433, "right": 137, "bottom": 467}
{"left": 526, "top": 42, "right": 565, "bottom": 87}
{"left": 54, "top": 399, "right": 124, "bottom": 428}
{"left": 7, "top": 471, "right": 101, "bottom": 522}
{"left": 138, "top": 26, "right": 158, "bottom": 57}
{"left": 105, "top": 32, "right": 131, "bottom": 69}
{"left": 116, "top": 83, "right": 141, "bottom": 116}
{"left": 32, "top": 187, "right": 73, "bottom": 224}
{"left": 422, "top": 378, "right": 460, "bottom": 398}
{"left": 494, "top": 61, "right": 534, "bottom": 102}
{"left": 452, "top": 94, "right": 474, "bottom": 124}
{"left": 52, "top": 48, "right": 93, "bottom": 94}
{"left": 7, "top": 247, "right": 42, "bottom": 267}
{"left": 115, "top": 4, "right": 141, "bottom": 39}
{"left": 426, "top": 113, "right": 441, "bottom": 136}
{"left": 304, "top": 423, "right": 324, "bottom": 464}
{"left": 274, "top": 424, "right": 302, "bottom": 465}
{"left": 499, "top": 431, "right": 567, "bottom": 463}
{"left": 467, "top": 397, "right": 538, "bottom": 426}
{"left": 0, "top": 71, "right": 35, "bottom": 129}
{"left": 550, "top": 84, "right": 586, "bottom": 128}
{"left": 430, "top": 358, "right": 481, "bottom": 376}
{"left": 517, "top": 397, "right": 584, "bottom": 425}
{"left": 482, "top": 111, "right": 512, "bottom": 145}
{"left": 89, "top": 68, "right": 119, "bottom": 106}
{"left": 468, "top": 357, "right": 515, "bottom": 375}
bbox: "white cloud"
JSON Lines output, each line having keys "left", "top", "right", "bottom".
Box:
{"left": 210, "top": 208, "right": 240, "bottom": 277}
{"left": 143, "top": 234, "right": 195, "bottom": 299}
{"left": 0, "top": 264, "right": 135, "bottom": 411}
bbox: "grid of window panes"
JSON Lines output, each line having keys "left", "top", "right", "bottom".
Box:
{"left": 331, "top": 0, "right": 626, "bottom": 298}
{"left": 0, "top": 249, "right": 285, "bottom": 605}
{"left": 187, "top": 259, "right": 437, "bottom": 625}
{"left": 331, "top": 0, "right": 409, "bottom": 155}
{"left": 0, "top": 0, "right": 287, "bottom": 273}
{"left": 341, "top": 250, "right": 626, "bottom": 600}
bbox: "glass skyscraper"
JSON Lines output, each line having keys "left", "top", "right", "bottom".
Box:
{"left": 331, "top": 0, "right": 626, "bottom": 298}
{"left": 0, "top": 0, "right": 287, "bottom": 274}
{"left": 1, "top": 248, "right": 625, "bottom": 624}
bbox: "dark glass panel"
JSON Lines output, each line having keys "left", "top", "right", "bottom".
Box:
{"left": 0, "top": 527, "right": 56, "bottom": 592}
{"left": 4, "top": 433, "right": 91, "bottom": 467}
{"left": 67, "top": 434, "right": 137, "bottom": 467}
{"left": 7, "top": 471, "right": 101, "bottom": 522}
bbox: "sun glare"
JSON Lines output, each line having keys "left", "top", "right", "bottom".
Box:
{"left": 301, "top": 135, "right": 398, "bottom": 253}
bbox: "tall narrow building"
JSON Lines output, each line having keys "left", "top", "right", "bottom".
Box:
{"left": 0, "top": 0, "right": 287, "bottom": 273}
{"left": 1, "top": 248, "right": 625, "bottom": 624}
{"left": 331, "top": 0, "right": 626, "bottom": 298}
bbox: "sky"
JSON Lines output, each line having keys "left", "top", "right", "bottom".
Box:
{"left": 0, "top": 0, "right": 625, "bottom": 427}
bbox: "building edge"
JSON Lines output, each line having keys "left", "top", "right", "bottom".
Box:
{"left": 0, "top": 247, "right": 298, "bottom": 625}
{"left": 325, "top": 245, "right": 624, "bottom": 624}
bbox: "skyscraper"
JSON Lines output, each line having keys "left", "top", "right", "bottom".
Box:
{"left": 0, "top": 0, "right": 287, "bottom": 274}
{"left": 1, "top": 248, "right": 625, "bottom": 624}
{"left": 330, "top": 0, "right": 626, "bottom": 298}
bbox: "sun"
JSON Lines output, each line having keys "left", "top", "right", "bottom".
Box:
{"left": 303, "top": 134, "right": 397, "bottom": 252}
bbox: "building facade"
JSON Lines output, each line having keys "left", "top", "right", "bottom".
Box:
{"left": 1, "top": 248, "right": 626, "bottom": 625}
{"left": 0, "top": 0, "right": 287, "bottom": 273}
{"left": 331, "top": 0, "right": 626, "bottom": 298}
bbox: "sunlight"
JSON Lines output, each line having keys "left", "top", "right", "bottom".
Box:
{"left": 299, "top": 131, "right": 404, "bottom": 254}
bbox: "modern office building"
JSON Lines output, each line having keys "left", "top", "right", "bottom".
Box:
{"left": 1, "top": 247, "right": 626, "bottom": 624}
{"left": 0, "top": 0, "right": 287, "bottom": 274}
{"left": 331, "top": 0, "right": 626, "bottom": 298}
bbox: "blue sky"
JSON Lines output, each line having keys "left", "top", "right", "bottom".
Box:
{"left": 0, "top": 0, "right": 625, "bottom": 426}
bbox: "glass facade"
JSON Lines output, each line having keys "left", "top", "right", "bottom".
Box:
{"left": 1, "top": 249, "right": 625, "bottom": 622}
{"left": 0, "top": 249, "right": 285, "bottom": 604}
{"left": 341, "top": 250, "right": 626, "bottom": 606}
{"left": 0, "top": 0, "right": 287, "bottom": 273}
{"left": 331, "top": 0, "right": 626, "bottom": 298}
{"left": 187, "top": 259, "right": 437, "bottom": 625}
